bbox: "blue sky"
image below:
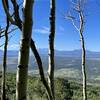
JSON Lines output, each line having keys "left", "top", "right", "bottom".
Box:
{"left": 0, "top": 0, "right": 100, "bottom": 51}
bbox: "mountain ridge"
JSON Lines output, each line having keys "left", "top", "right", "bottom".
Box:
{"left": 0, "top": 49, "right": 100, "bottom": 84}
{"left": 0, "top": 49, "right": 100, "bottom": 57}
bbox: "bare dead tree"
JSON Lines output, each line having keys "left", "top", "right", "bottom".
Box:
{"left": 1, "top": 0, "right": 9, "bottom": 100}
{"left": 48, "top": 0, "right": 55, "bottom": 99}
{"left": 66, "top": 0, "right": 87, "bottom": 100}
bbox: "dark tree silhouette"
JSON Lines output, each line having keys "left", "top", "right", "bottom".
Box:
{"left": 1, "top": 0, "right": 9, "bottom": 100}
{"left": 48, "top": 0, "right": 56, "bottom": 99}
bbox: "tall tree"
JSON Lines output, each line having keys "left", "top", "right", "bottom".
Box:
{"left": 66, "top": 0, "right": 87, "bottom": 100}
{"left": 1, "top": 0, "right": 9, "bottom": 100}
{"left": 16, "top": 0, "right": 33, "bottom": 100}
{"left": 48, "top": 0, "right": 55, "bottom": 99}
{"left": 2, "top": 0, "right": 53, "bottom": 99}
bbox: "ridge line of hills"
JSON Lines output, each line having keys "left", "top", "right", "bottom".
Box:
{"left": 0, "top": 48, "right": 100, "bottom": 57}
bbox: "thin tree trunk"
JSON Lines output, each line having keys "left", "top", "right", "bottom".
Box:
{"left": 1, "top": 0, "right": 9, "bottom": 100}
{"left": 48, "top": 0, "right": 55, "bottom": 99}
{"left": 16, "top": 0, "right": 33, "bottom": 100}
{"left": 31, "top": 40, "right": 53, "bottom": 100}
{"left": 81, "top": 37, "right": 87, "bottom": 100}
{"left": 79, "top": 12, "right": 87, "bottom": 100}
{"left": 80, "top": 34, "right": 87, "bottom": 100}
{"left": 65, "top": 0, "right": 87, "bottom": 99}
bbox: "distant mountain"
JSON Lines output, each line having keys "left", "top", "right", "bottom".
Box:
{"left": 38, "top": 48, "right": 100, "bottom": 58}
{"left": 0, "top": 49, "right": 100, "bottom": 84}
{"left": 0, "top": 49, "right": 100, "bottom": 58}
{"left": 0, "top": 50, "right": 18, "bottom": 57}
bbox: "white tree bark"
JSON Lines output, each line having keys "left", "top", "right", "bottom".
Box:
{"left": 79, "top": 11, "right": 87, "bottom": 100}
{"left": 67, "top": 1, "right": 87, "bottom": 99}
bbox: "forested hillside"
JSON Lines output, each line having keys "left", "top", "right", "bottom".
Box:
{"left": 0, "top": 73, "right": 100, "bottom": 100}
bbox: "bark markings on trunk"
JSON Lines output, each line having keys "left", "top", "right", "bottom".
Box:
{"left": 79, "top": 11, "right": 87, "bottom": 100}
{"left": 48, "top": 0, "right": 55, "bottom": 99}
{"left": 16, "top": 0, "right": 33, "bottom": 100}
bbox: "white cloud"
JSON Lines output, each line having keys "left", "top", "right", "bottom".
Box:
{"left": 43, "top": 26, "right": 49, "bottom": 31}
{"left": 33, "top": 27, "right": 49, "bottom": 34}
{"left": 8, "top": 44, "right": 19, "bottom": 49}
{"left": 33, "top": 26, "right": 65, "bottom": 35}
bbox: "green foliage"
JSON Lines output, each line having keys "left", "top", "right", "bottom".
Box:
{"left": 0, "top": 72, "right": 100, "bottom": 100}
{"left": 55, "top": 78, "right": 73, "bottom": 100}
{"left": 70, "top": 81, "right": 100, "bottom": 100}
{"left": 0, "top": 73, "right": 73, "bottom": 100}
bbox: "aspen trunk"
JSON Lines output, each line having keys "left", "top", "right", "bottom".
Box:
{"left": 80, "top": 35, "right": 87, "bottom": 100}
{"left": 16, "top": 0, "right": 33, "bottom": 100}
{"left": 80, "top": 12, "right": 87, "bottom": 100}
{"left": 48, "top": 0, "right": 55, "bottom": 99}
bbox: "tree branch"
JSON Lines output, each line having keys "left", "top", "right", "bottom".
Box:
{"left": 0, "top": 29, "right": 17, "bottom": 47}
{"left": 66, "top": 12, "right": 79, "bottom": 32}
{"left": 0, "top": 27, "right": 18, "bottom": 38}
{"left": 10, "top": 0, "right": 22, "bottom": 29}
{"left": 2, "top": 0, "right": 16, "bottom": 25}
